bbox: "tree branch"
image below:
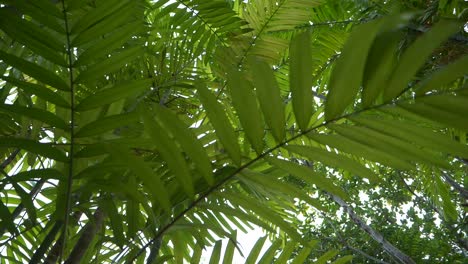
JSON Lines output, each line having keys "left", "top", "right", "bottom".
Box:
{"left": 329, "top": 193, "right": 416, "bottom": 264}
{"left": 323, "top": 212, "right": 390, "bottom": 264}
{"left": 441, "top": 172, "right": 468, "bottom": 200}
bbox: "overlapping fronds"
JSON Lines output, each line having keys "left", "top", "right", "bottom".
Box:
{"left": 0, "top": 0, "right": 467, "bottom": 263}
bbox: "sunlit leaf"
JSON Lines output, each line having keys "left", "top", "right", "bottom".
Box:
{"left": 245, "top": 236, "right": 267, "bottom": 264}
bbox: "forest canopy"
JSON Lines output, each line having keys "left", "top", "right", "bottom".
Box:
{"left": 0, "top": 0, "right": 467, "bottom": 263}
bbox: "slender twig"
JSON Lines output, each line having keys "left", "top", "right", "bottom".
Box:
{"left": 60, "top": 0, "right": 76, "bottom": 262}
{"left": 329, "top": 193, "right": 415, "bottom": 264}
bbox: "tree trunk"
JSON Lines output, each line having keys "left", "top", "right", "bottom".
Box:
{"left": 329, "top": 193, "right": 416, "bottom": 264}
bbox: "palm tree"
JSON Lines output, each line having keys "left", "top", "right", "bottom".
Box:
{"left": 0, "top": 0, "right": 466, "bottom": 263}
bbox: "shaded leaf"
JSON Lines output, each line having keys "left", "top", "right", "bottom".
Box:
{"left": 0, "top": 200, "right": 17, "bottom": 235}
{"left": 307, "top": 133, "right": 415, "bottom": 170}
{"left": 416, "top": 54, "right": 468, "bottom": 95}
{"left": 0, "top": 104, "right": 68, "bottom": 130}
{"left": 325, "top": 19, "right": 381, "bottom": 120}
{"left": 75, "top": 111, "right": 139, "bottom": 138}
{"left": 197, "top": 83, "right": 241, "bottom": 165}
{"left": 4, "top": 169, "right": 63, "bottom": 182}
{"left": 350, "top": 115, "right": 468, "bottom": 159}
{"left": 249, "top": 58, "right": 285, "bottom": 143}
{"left": 100, "top": 197, "right": 125, "bottom": 248}
{"left": 154, "top": 105, "right": 214, "bottom": 186}
{"left": 362, "top": 31, "right": 400, "bottom": 107}
{"left": 384, "top": 20, "right": 462, "bottom": 100}
{"left": 329, "top": 123, "right": 451, "bottom": 169}
{"left": 75, "top": 79, "right": 152, "bottom": 111}
{"left": 141, "top": 107, "right": 195, "bottom": 198}
{"left": 267, "top": 157, "right": 348, "bottom": 199}
{"left": 0, "top": 138, "right": 67, "bottom": 162}
{"left": 75, "top": 46, "right": 143, "bottom": 84}
{"left": 0, "top": 50, "right": 69, "bottom": 91}
{"left": 228, "top": 69, "right": 264, "bottom": 154}
{"left": 1, "top": 76, "right": 70, "bottom": 108}
{"left": 12, "top": 182, "right": 36, "bottom": 225}
{"left": 289, "top": 31, "right": 314, "bottom": 130}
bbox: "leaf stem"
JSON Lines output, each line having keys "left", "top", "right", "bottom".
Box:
{"left": 60, "top": 0, "right": 76, "bottom": 262}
